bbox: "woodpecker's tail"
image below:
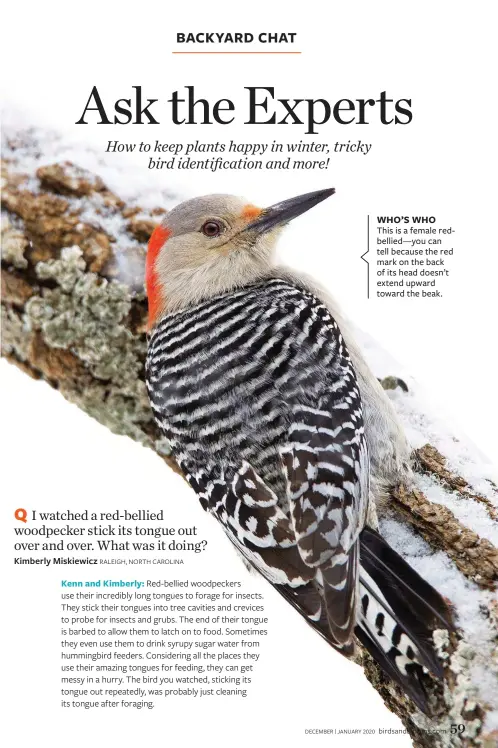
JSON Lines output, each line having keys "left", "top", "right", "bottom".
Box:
{"left": 356, "top": 527, "right": 454, "bottom": 714}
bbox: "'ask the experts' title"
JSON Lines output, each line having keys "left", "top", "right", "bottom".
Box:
{"left": 76, "top": 86, "right": 413, "bottom": 135}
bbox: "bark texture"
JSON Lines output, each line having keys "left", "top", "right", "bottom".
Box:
{"left": 2, "top": 137, "right": 497, "bottom": 748}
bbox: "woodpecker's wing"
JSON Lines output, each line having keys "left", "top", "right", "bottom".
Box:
{"left": 273, "top": 290, "right": 369, "bottom": 645}
{"left": 175, "top": 287, "right": 369, "bottom": 647}
{"left": 280, "top": 381, "right": 369, "bottom": 646}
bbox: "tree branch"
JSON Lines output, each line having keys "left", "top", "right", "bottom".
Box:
{"left": 2, "top": 134, "right": 497, "bottom": 747}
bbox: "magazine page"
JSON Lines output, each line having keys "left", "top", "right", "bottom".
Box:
{"left": 1, "top": 2, "right": 497, "bottom": 747}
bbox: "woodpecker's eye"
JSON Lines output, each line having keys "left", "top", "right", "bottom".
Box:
{"left": 201, "top": 220, "right": 222, "bottom": 238}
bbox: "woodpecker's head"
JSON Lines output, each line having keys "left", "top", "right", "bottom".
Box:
{"left": 145, "top": 188, "right": 335, "bottom": 328}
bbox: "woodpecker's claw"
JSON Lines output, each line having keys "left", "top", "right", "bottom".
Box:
{"left": 378, "top": 376, "right": 409, "bottom": 393}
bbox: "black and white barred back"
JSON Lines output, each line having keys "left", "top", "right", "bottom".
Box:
{"left": 145, "top": 277, "right": 452, "bottom": 714}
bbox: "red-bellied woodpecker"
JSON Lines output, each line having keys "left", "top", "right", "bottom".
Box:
{"left": 145, "top": 189, "right": 452, "bottom": 713}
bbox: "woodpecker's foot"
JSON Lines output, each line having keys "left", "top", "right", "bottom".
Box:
{"left": 378, "top": 375, "right": 409, "bottom": 393}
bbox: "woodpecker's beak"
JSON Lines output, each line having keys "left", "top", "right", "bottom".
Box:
{"left": 244, "top": 188, "right": 335, "bottom": 235}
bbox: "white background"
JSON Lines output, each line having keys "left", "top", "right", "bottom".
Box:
{"left": 1, "top": 1, "right": 497, "bottom": 746}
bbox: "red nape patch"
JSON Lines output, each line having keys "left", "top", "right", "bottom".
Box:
{"left": 145, "top": 225, "right": 170, "bottom": 331}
